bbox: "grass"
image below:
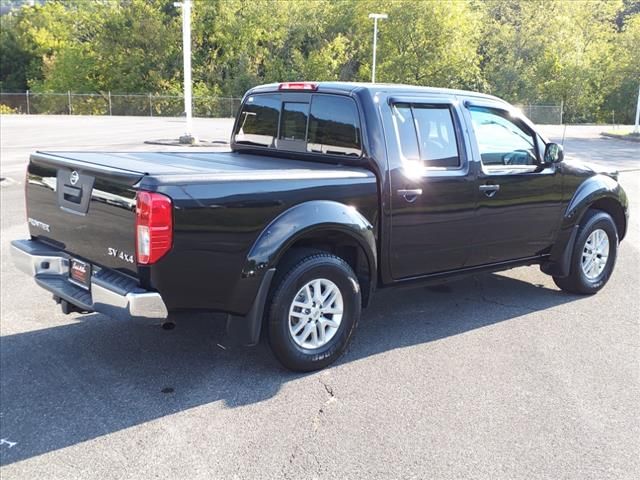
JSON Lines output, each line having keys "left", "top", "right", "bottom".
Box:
{"left": 601, "top": 128, "right": 640, "bottom": 142}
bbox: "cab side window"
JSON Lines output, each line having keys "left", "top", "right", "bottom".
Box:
{"left": 391, "top": 103, "right": 461, "bottom": 168}
{"left": 307, "top": 95, "right": 361, "bottom": 156}
{"left": 468, "top": 106, "right": 538, "bottom": 167}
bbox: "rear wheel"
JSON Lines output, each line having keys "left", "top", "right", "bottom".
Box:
{"left": 553, "top": 210, "right": 618, "bottom": 295}
{"left": 267, "top": 252, "right": 361, "bottom": 371}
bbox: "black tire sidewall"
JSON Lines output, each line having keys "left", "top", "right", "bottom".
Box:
{"left": 571, "top": 211, "right": 618, "bottom": 293}
{"left": 268, "top": 255, "right": 361, "bottom": 371}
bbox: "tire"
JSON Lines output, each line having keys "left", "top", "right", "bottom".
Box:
{"left": 553, "top": 209, "right": 618, "bottom": 295}
{"left": 267, "top": 252, "right": 361, "bottom": 371}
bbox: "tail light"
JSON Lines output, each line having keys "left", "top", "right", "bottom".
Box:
{"left": 135, "top": 191, "right": 173, "bottom": 264}
{"left": 24, "top": 167, "right": 29, "bottom": 222}
{"left": 278, "top": 82, "right": 318, "bottom": 91}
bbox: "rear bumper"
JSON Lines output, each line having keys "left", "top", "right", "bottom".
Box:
{"left": 11, "top": 239, "right": 168, "bottom": 320}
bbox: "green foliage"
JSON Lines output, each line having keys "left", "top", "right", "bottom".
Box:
{"left": 0, "top": 103, "right": 17, "bottom": 114}
{"left": 361, "top": 0, "right": 485, "bottom": 89}
{"left": 0, "top": 0, "right": 638, "bottom": 122}
{"left": 479, "top": 0, "right": 630, "bottom": 122}
{"left": 604, "top": 12, "right": 640, "bottom": 123}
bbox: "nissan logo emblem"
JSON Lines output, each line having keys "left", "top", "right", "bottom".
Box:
{"left": 70, "top": 171, "right": 79, "bottom": 185}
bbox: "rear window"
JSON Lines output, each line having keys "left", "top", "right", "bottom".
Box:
{"left": 233, "top": 93, "right": 361, "bottom": 157}
{"left": 280, "top": 102, "right": 309, "bottom": 141}
{"left": 235, "top": 94, "right": 280, "bottom": 147}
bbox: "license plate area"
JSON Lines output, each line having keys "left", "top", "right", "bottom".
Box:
{"left": 69, "top": 258, "right": 91, "bottom": 290}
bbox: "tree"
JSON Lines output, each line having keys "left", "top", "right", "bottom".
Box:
{"left": 605, "top": 13, "right": 640, "bottom": 123}
{"left": 0, "top": 0, "right": 638, "bottom": 123}
{"left": 359, "top": 0, "right": 484, "bottom": 90}
{"left": 479, "top": 0, "right": 624, "bottom": 122}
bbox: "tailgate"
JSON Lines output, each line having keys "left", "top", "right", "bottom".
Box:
{"left": 26, "top": 152, "right": 144, "bottom": 277}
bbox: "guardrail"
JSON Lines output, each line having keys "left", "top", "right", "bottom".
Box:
{"left": 0, "top": 91, "right": 242, "bottom": 118}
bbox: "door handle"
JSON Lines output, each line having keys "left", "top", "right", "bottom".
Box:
{"left": 479, "top": 184, "right": 500, "bottom": 198}
{"left": 397, "top": 189, "right": 423, "bottom": 203}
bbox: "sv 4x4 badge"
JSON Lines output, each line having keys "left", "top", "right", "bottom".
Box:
{"left": 107, "top": 247, "right": 134, "bottom": 264}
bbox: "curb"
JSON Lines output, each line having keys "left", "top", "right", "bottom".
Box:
{"left": 600, "top": 132, "right": 640, "bottom": 143}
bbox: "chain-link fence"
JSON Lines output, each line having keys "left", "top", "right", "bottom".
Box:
{"left": 515, "top": 104, "right": 563, "bottom": 125}
{"left": 1, "top": 94, "right": 622, "bottom": 125}
{"left": 0, "top": 91, "right": 242, "bottom": 118}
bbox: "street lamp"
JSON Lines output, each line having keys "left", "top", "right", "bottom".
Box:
{"left": 368, "top": 13, "right": 387, "bottom": 83}
{"left": 634, "top": 84, "right": 640, "bottom": 134}
{"left": 174, "top": 0, "right": 196, "bottom": 144}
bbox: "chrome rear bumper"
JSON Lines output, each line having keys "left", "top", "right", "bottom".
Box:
{"left": 11, "top": 239, "right": 168, "bottom": 320}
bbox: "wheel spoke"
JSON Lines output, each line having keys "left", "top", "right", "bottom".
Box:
{"left": 597, "top": 237, "right": 608, "bottom": 252}
{"left": 321, "top": 316, "right": 340, "bottom": 328}
{"left": 590, "top": 258, "right": 600, "bottom": 276}
{"left": 322, "top": 307, "right": 343, "bottom": 315}
{"left": 323, "top": 289, "right": 338, "bottom": 308}
{"left": 583, "top": 255, "right": 595, "bottom": 273}
{"left": 309, "top": 324, "right": 319, "bottom": 346}
{"left": 317, "top": 323, "right": 326, "bottom": 344}
{"left": 304, "top": 285, "right": 312, "bottom": 304}
{"left": 291, "top": 319, "right": 307, "bottom": 335}
{"left": 292, "top": 300, "right": 310, "bottom": 310}
{"left": 299, "top": 322, "right": 314, "bottom": 342}
{"left": 290, "top": 310, "right": 307, "bottom": 319}
{"left": 320, "top": 284, "right": 332, "bottom": 303}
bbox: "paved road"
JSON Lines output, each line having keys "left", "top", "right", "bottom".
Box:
{"left": 1, "top": 116, "right": 639, "bottom": 479}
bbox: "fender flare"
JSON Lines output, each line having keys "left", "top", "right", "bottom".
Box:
{"left": 542, "top": 174, "right": 628, "bottom": 277}
{"left": 564, "top": 174, "right": 625, "bottom": 228}
{"left": 243, "top": 200, "right": 377, "bottom": 279}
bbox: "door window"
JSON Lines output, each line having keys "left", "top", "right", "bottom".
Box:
{"left": 392, "top": 103, "right": 461, "bottom": 168}
{"left": 468, "top": 107, "right": 538, "bottom": 167}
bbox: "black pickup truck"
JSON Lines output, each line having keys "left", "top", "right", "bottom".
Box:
{"left": 12, "top": 82, "right": 629, "bottom": 371}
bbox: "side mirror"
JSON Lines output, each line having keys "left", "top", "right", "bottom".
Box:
{"left": 544, "top": 142, "right": 564, "bottom": 164}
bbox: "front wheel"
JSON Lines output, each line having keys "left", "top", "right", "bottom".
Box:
{"left": 267, "top": 253, "right": 361, "bottom": 371}
{"left": 553, "top": 210, "right": 618, "bottom": 295}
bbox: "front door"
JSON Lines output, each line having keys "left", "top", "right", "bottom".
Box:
{"left": 463, "top": 103, "right": 564, "bottom": 265}
{"left": 387, "top": 99, "right": 477, "bottom": 279}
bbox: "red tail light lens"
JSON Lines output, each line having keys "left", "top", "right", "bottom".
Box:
{"left": 24, "top": 167, "right": 29, "bottom": 221}
{"left": 135, "top": 191, "right": 173, "bottom": 264}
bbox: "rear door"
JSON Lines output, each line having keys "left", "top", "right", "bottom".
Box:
{"left": 26, "top": 152, "right": 142, "bottom": 276}
{"left": 385, "top": 96, "right": 477, "bottom": 279}
{"left": 462, "top": 101, "right": 564, "bottom": 265}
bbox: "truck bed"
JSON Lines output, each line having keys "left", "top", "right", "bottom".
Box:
{"left": 26, "top": 150, "right": 376, "bottom": 281}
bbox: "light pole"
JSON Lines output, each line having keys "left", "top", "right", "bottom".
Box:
{"left": 368, "top": 13, "right": 387, "bottom": 83}
{"left": 174, "top": 0, "right": 196, "bottom": 144}
{"left": 634, "top": 84, "right": 640, "bottom": 134}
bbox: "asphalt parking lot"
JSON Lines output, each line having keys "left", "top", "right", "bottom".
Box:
{"left": 1, "top": 116, "right": 639, "bottom": 479}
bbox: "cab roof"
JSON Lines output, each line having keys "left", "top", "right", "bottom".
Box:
{"left": 247, "top": 81, "right": 506, "bottom": 104}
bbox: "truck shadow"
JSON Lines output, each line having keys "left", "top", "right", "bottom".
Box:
{"left": 0, "top": 271, "right": 580, "bottom": 465}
